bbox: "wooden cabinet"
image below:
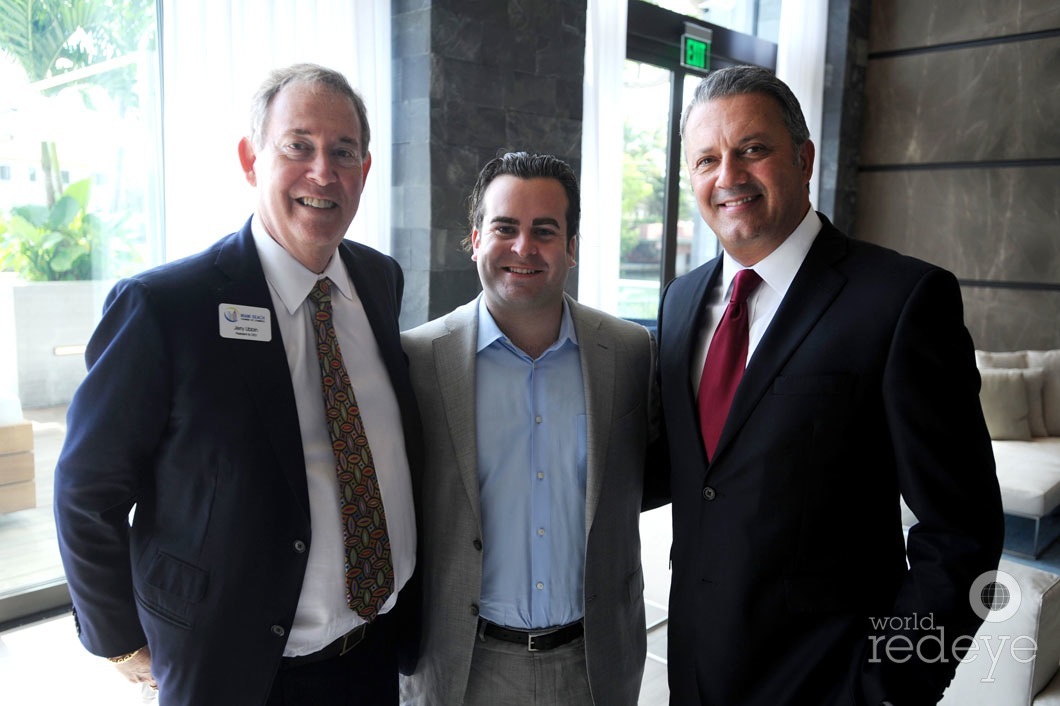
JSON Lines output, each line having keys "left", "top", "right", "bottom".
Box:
{"left": 0, "top": 422, "right": 35, "bottom": 514}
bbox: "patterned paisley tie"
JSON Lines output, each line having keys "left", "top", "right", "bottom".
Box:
{"left": 308, "top": 277, "right": 393, "bottom": 619}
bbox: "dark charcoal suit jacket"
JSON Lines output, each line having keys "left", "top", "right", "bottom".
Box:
{"left": 656, "top": 214, "right": 1003, "bottom": 705}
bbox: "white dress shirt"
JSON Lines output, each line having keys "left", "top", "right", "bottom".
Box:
{"left": 251, "top": 215, "right": 416, "bottom": 656}
{"left": 691, "top": 209, "right": 822, "bottom": 394}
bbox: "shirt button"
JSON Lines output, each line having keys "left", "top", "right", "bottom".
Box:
{"left": 537, "top": 472, "right": 544, "bottom": 480}
{"left": 537, "top": 528, "right": 545, "bottom": 536}
{"left": 293, "top": 540, "right": 306, "bottom": 553}
{"left": 535, "top": 415, "right": 543, "bottom": 424}
{"left": 536, "top": 582, "right": 544, "bottom": 590}
{"left": 271, "top": 625, "right": 286, "bottom": 637}
{"left": 702, "top": 486, "right": 716, "bottom": 501}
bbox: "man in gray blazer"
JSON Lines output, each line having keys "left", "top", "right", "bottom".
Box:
{"left": 401, "top": 152, "right": 659, "bottom": 706}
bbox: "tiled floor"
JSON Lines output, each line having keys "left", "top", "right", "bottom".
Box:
{"left": 0, "top": 613, "right": 158, "bottom": 705}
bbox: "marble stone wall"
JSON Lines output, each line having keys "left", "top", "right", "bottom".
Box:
{"left": 818, "top": 0, "right": 870, "bottom": 235}
{"left": 392, "top": 0, "right": 586, "bottom": 328}
{"left": 857, "top": 0, "right": 1060, "bottom": 352}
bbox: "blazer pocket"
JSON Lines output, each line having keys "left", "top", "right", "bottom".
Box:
{"left": 627, "top": 565, "right": 645, "bottom": 604}
{"left": 772, "top": 373, "right": 854, "bottom": 396}
{"left": 139, "top": 551, "right": 209, "bottom": 627}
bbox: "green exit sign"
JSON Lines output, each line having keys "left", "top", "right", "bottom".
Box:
{"left": 682, "top": 34, "right": 711, "bottom": 71}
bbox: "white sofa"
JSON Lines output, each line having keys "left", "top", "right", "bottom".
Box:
{"left": 976, "top": 350, "right": 1060, "bottom": 557}
{"left": 939, "top": 558, "right": 1060, "bottom": 705}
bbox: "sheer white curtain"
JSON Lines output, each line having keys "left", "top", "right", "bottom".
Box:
{"left": 160, "top": 0, "right": 392, "bottom": 260}
{"left": 578, "top": 0, "right": 627, "bottom": 311}
{"left": 776, "top": 0, "right": 828, "bottom": 209}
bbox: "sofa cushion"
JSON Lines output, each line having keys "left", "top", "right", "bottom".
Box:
{"left": 1027, "top": 350, "right": 1060, "bottom": 437}
{"left": 976, "top": 350, "right": 1050, "bottom": 437}
{"left": 992, "top": 439, "right": 1060, "bottom": 518}
{"left": 981, "top": 369, "right": 1034, "bottom": 441}
{"left": 977, "top": 350, "right": 1030, "bottom": 369}
{"left": 1024, "top": 368, "right": 1049, "bottom": 438}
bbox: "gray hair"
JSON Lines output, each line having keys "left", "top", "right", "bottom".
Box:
{"left": 680, "top": 65, "right": 810, "bottom": 152}
{"left": 248, "top": 63, "right": 370, "bottom": 156}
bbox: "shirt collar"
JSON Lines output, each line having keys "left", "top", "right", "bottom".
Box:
{"left": 719, "top": 208, "right": 821, "bottom": 298}
{"left": 251, "top": 213, "right": 352, "bottom": 313}
{"left": 475, "top": 295, "right": 579, "bottom": 356}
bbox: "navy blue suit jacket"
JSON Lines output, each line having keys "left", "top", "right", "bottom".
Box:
{"left": 657, "top": 215, "right": 1003, "bottom": 705}
{"left": 54, "top": 219, "right": 422, "bottom": 705}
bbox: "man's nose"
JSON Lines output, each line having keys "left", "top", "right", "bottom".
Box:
{"left": 714, "top": 153, "right": 748, "bottom": 190}
{"left": 305, "top": 152, "right": 338, "bottom": 185}
{"left": 511, "top": 231, "right": 536, "bottom": 257}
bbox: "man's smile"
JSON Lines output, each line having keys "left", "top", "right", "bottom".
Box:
{"left": 297, "top": 196, "right": 337, "bottom": 209}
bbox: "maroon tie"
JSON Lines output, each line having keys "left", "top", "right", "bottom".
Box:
{"left": 698, "top": 268, "right": 762, "bottom": 459}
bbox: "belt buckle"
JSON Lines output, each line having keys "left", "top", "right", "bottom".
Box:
{"left": 527, "top": 628, "right": 554, "bottom": 652}
{"left": 338, "top": 624, "right": 366, "bottom": 657}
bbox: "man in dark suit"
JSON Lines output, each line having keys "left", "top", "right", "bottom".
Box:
{"left": 54, "top": 63, "right": 421, "bottom": 706}
{"left": 657, "top": 65, "right": 1003, "bottom": 705}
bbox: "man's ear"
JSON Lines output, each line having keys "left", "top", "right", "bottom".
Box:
{"left": 361, "top": 151, "right": 372, "bottom": 184}
{"left": 798, "top": 139, "right": 815, "bottom": 184}
{"left": 238, "top": 137, "right": 257, "bottom": 186}
{"left": 567, "top": 235, "right": 578, "bottom": 267}
{"left": 470, "top": 229, "right": 481, "bottom": 262}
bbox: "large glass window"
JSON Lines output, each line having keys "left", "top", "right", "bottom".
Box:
{"left": 618, "top": 64, "right": 713, "bottom": 320}
{"left": 0, "top": 0, "right": 162, "bottom": 622}
{"left": 644, "top": 0, "right": 781, "bottom": 43}
{"left": 0, "top": 1, "right": 392, "bottom": 628}
{"left": 612, "top": 1, "right": 778, "bottom": 323}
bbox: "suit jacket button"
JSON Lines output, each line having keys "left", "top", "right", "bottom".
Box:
{"left": 470, "top": 604, "right": 480, "bottom": 617}
{"left": 702, "top": 486, "right": 716, "bottom": 501}
{"left": 473, "top": 539, "right": 483, "bottom": 551}
{"left": 293, "top": 540, "right": 306, "bottom": 553}
{"left": 271, "top": 625, "right": 286, "bottom": 637}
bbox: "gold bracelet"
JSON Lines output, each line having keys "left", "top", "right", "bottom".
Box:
{"left": 107, "top": 646, "right": 145, "bottom": 664}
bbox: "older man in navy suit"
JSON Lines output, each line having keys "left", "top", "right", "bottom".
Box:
{"left": 656, "top": 66, "right": 1003, "bottom": 705}
{"left": 55, "top": 63, "right": 421, "bottom": 706}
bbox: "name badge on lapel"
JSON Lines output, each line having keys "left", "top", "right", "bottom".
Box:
{"left": 218, "top": 303, "right": 272, "bottom": 341}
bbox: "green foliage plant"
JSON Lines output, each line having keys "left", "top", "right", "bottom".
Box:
{"left": 0, "top": 177, "right": 103, "bottom": 280}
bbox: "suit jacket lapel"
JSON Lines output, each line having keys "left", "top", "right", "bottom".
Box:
{"left": 435, "top": 299, "right": 482, "bottom": 524}
{"left": 667, "top": 259, "right": 722, "bottom": 388}
{"left": 213, "top": 222, "right": 310, "bottom": 514}
{"left": 569, "top": 296, "right": 614, "bottom": 536}
{"left": 713, "top": 222, "right": 849, "bottom": 461}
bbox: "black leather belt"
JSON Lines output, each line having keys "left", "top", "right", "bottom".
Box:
{"left": 479, "top": 619, "right": 583, "bottom": 652}
{"left": 282, "top": 622, "right": 370, "bottom": 668}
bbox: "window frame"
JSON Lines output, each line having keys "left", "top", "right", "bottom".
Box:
{"left": 624, "top": 0, "right": 777, "bottom": 289}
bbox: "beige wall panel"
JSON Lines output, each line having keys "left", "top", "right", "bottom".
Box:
{"left": 855, "top": 168, "right": 1060, "bottom": 283}
{"left": 861, "top": 37, "right": 1060, "bottom": 165}
{"left": 963, "top": 286, "right": 1060, "bottom": 352}
{"left": 870, "top": 0, "right": 1060, "bottom": 53}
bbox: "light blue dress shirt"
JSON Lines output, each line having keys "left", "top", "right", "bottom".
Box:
{"left": 474, "top": 297, "right": 587, "bottom": 629}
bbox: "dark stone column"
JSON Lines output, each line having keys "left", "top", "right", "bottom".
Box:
{"left": 819, "top": 0, "right": 870, "bottom": 236}
{"left": 392, "top": 0, "right": 587, "bottom": 328}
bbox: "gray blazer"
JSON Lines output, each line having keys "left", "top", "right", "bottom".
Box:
{"left": 400, "top": 293, "right": 658, "bottom": 705}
